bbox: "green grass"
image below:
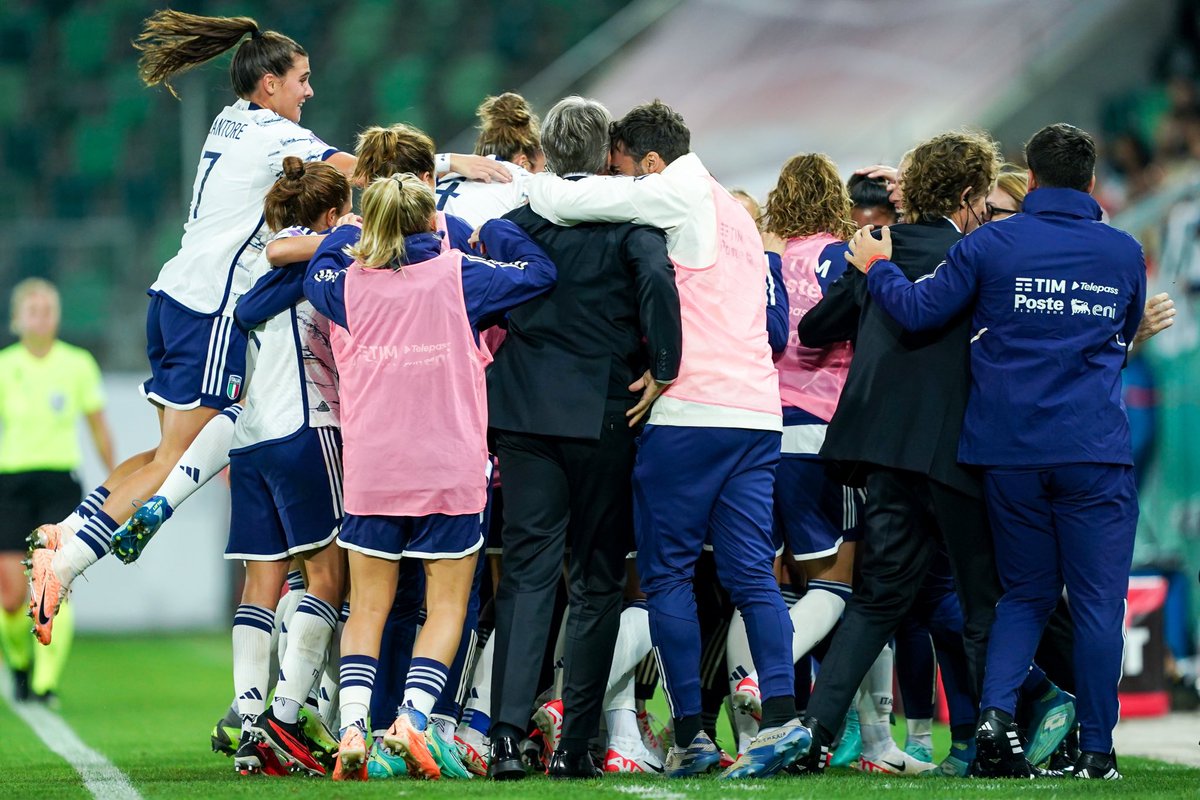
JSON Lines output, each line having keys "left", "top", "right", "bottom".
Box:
{"left": 0, "top": 633, "right": 1197, "bottom": 798}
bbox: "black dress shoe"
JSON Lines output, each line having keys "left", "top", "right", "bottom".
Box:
{"left": 488, "top": 735, "right": 526, "bottom": 781}
{"left": 547, "top": 749, "right": 601, "bottom": 779}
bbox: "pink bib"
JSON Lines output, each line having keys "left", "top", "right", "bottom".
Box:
{"left": 332, "top": 250, "right": 488, "bottom": 517}
{"left": 664, "top": 178, "right": 780, "bottom": 416}
{"left": 775, "top": 234, "right": 852, "bottom": 422}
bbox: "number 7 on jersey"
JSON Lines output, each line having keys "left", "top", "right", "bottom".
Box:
{"left": 191, "top": 151, "right": 222, "bottom": 219}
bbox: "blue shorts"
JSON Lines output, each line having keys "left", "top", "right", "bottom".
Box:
{"left": 141, "top": 292, "right": 247, "bottom": 411}
{"left": 225, "top": 427, "right": 344, "bottom": 561}
{"left": 774, "top": 456, "right": 863, "bottom": 560}
{"left": 338, "top": 511, "right": 485, "bottom": 561}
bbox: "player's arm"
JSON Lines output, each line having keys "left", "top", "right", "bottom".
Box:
{"left": 527, "top": 172, "right": 691, "bottom": 229}
{"left": 302, "top": 226, "right": 358, "bottom": 330}
{"left": 444, "top": 213, "right": 475, "bottom": 252}
{"left": 855, "top": 226, "right": 979, "bottom": 331}
{"left": 265, "top": 234, "right": 325, "bottom": 267}
{"left": 765, "top": 249, "right": 790, "bottom": 354}
{"left": 440, "top": 153, "right": 513, "bottom": 184}
{"left": 797, "top": 268, "right": 863, "bottom": 348}
{"left": 78, "top": 355, "right": 115, "bottom": 472}
{"left": 235, "top": 267, "right": 306, "bottom": 332}
{"left": 460, "top": 219, "right": 557, "bottom": 327}
{"left": 1122, "top": 247, "right": 1148, "bottom": 356}
{"left": 624, "top": 226, "right": 682, "bottom": 384}
{"left": 84, "top": 411, "right": 116, "bottom": 473}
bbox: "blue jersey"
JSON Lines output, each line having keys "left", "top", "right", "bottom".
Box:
{"left": 765, "top": 252, "right": 790, "bottom": 353}
{"left": 865, "top": 188, "right": 1146, "bottom": 467}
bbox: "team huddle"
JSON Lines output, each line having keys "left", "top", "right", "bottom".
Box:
{"left": 21, "top": 9, "right": 1173, "bottom": 785}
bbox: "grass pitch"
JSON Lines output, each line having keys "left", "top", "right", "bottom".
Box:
{"left": 0, "top": 632, "right": 1196, "bottom": 799}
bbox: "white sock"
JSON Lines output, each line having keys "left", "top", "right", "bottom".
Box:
{"left": 275, "top": 584, "right": 305, "bottom": 665}
{"left": 788, "top": 580, "right": 850, "bottom": 662}
{"left": 59, "top": 485, "right": 110, "bottom": 535}
{"left": 733, "top": 705, "right": 759, "bottom": 754}
{"left": 155, "top": 405, "right": 240, "bottom": 509}
{"left": 272, "top": 594, "right": 337, "bottom": 723}
{"left": 53, "top": 510, "right": 119, "bottom": 587}
{"left": 906, "top": 717, "right": 933, "bottom": 751}
{"left": 606, "top": 706, "right": 641, "bottom": 743}
{"left": 725, "top": 608, "right": 755, "bottom": 694}
{"left": 858, "top": 646, "right": 896, "bottom": 760}
{"left": 606, "top": 604, "right": 652, "bottom": 693}
{"left": 430, "top": 713, "right": 456, "bottom": 742}
{"left": 320, "top": 602, "right": 348, "bottom": 731}
{"left": 339, "top": 654, "right": 377, "bottom": 735}
{"left": 232, "top": 604, "right": 275, "bottom": 732}
{"left": 460, "top": 634, "right": 494, "bottom": 733}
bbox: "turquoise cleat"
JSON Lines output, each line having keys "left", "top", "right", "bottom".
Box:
{"left": 1026, "top": 687, "right": 1076, "bottom": 766}
{"left": 829, "top": 707, "right": 861, "bottom": 768}
{"left": 367, "top": 745, "right": 408, "bottom": 778}
{"left": 111, "top": 495, "right": 173, "bottom": 564}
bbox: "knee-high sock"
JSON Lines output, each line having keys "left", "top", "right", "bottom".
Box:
{"left": 59, "top": 486, "right": 110, "bottom": 536}
{"left": 606, "top": 603, "right": 652, "bottom": 694}
{"left": 0, "top": 607, "right": 32, "bottom": 672}
{"left": 339, "top": 654, "right": 377, "bottom": 736}
{"left": 52, "top": 511, "right": 119, "bottom": 588}
{"left": 728, "top": 583, "right": 824, "bottom": 691}
{"left": 858, "top": 645, "right": 896, "bottom": 760}
{"left": 319, "top": 602, "right": 348, "bottom": 730}
{"left": 232, "top": 604, "right": 275, "bottom": 731}
{"left": 31, "top": 600, "right": 73, "bottom": 695}
{"left": 275, "top": 582, "right": 305, "bottom": 666}
{"left": 272, "top": 594, "right": 338, "bottom": 722}
{"left": 155, "top": 405, "right": 241, "bottom": 511}
{"left": 459, "top": 633, "right": 495, "bottom": 737}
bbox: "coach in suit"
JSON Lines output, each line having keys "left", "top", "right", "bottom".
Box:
{"left": 794, "top": 131, "right": 1004, "bottom": 770}
{"left": 486, "top": 95, "right": 682, "bottom": 780}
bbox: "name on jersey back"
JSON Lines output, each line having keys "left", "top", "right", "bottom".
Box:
{"left": 209, "top": 117, "right": 247, "bottom": 140}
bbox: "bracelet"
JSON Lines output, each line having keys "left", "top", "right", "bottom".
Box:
{"left": 864, "top": 254, "right": 888, "bottom": 273}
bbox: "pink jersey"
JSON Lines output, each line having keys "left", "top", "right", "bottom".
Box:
{"left": 332, "top": 250, "right": 489, "bottom": 517}
{"left": 776, "top": 233, "right": 852, "bottom": 422}
{"left": 663, "top": 177, "right": 780, "bottom": 417}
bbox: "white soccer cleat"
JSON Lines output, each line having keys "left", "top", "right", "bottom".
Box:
{"left": 604, "top": 736, "right": 665, "bottom": 774}
{"left": 859, "top": 746, "right": 937, "bottom": 776}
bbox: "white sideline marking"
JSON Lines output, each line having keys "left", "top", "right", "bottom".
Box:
{"left": 2, "top": 672, "right": 141, "bottom": 800}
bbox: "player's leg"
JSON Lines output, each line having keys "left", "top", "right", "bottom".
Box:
{"left": 976, "top": 468, "right": 1061, "bottom": 778}
{"left": 1052, "top": 464, "right": 1136, "bottom": 780}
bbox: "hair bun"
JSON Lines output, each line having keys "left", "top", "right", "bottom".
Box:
{"left": 478, "top": 92, "right": 532, "bottom": 130}
{"left": 281, "top": 155, "right": 305, "bottom": 180}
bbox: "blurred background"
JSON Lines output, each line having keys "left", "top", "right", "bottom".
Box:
{"left": 2, "top": 0, "right": 1199, "bottom": 709}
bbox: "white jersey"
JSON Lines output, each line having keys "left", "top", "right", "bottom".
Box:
{"left": 434, "top": 160, "right": 533, "bottom": 228}
{"left": 151, "top": 100, "right": 336, "bottom": 316}
{"left": 232, "top": 227, "right": 339, "bottom": 453}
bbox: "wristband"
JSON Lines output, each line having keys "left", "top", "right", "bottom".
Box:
{"left": 863, "top": 254, "right": 888, "bottom": 273}
{"left": 435, "top": 152, "right": 451, "bottom": 175}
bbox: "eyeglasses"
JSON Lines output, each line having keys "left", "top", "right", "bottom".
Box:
{"left": 985, "top": 203, "right": 1019, "bottom": 221}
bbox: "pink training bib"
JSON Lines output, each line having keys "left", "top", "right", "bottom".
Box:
{"left": 775, "top": 233, "right": 852, "bottom": 422}
{"left": 664, "top": 177, "right": 780, "bottom": 417}
{"left": 332, "top": 249, "right": 489, "bottom": 517}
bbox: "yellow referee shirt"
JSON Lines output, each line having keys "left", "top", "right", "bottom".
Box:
{"left": 0, "top": 341, "right": 104, "bottom": 473}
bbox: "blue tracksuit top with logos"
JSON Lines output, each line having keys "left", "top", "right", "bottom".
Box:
{"left": 865, "top": 187, "right": 1146, "bottom": 468}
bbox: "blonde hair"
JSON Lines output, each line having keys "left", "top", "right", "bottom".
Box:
{"left": 10, "top": 278, "right": 59, "bottom": 336}
{"left": 476, "top": 92, "right": 541, "bottom": 163}
{"left": 352, "top": 124, "right": 435, "bottom": 187}
{"left": 764, "top": 153, "right": 856, "bottom": 240}
{"left": 728, "top": 188, "right": 762, "bottom": 226}
{"left": 994, "top": 164, "right": 1029, "bottom": 209}
{"left": 346, "top": 174, "right": 437, "bottom": 269}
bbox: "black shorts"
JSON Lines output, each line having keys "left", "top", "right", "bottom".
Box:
{"left": 0, "top": 471, "right": 82, "bottom": 552}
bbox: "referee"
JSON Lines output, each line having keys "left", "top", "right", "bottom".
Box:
{"left": 0, "top": 278, "right": 114, "bottom": 703}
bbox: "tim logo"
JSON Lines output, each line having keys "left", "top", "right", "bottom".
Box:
{"left": 1071, "top": 299, "right": 1091, "bottom": 315}
{"left": 1015, "top": 277, "right": 1066, "bottom": 294}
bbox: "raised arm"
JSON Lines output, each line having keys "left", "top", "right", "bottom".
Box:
{"left": 855, "top": 226, "right": 979, "bottom": 332}
{"left": 460, "top": 218, "right": 557, "bottom": 327}
{"left": 527, "top": 172, "right": 692, "bottom": 229}
{"left": 266, "top": 234, "right": 325, "bottom": 267}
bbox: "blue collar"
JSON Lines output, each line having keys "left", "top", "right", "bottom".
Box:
{"left": 400, "top": 232, "right": 445, "bottom": 265}
{"left": 1022, "top": 187, "right": 1102, "bottom": 221}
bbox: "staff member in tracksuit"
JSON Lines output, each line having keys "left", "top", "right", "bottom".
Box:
{"left": 851, "top": 123, "right": 1145, "bottom": 781}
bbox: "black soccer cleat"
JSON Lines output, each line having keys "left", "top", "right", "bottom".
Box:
{"left": 973, "top": 708, "right": 1037, "bottom": 778}
{"left": 1073, "top": 750, "right": 1121, "bottom": 780}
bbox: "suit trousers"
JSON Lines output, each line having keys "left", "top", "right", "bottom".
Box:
{"left": 490, "top": 406, "right": 634, "bottom": 746}
{"left": 807, "top": 467, "right": 1001, "bottom": 732}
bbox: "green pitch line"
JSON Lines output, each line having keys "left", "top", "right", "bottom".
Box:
{"left": 5, "top": 632, "right": 1197, "bottom": 799}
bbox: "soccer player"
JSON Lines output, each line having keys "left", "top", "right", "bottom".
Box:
{"left": 852, "top": 123, "right": 1148, "bottom": 780}
{"left": 435, "top": 92, "right": 545, "bottom": 228}
{"left": 527, "top": 100, "right": 809, "bottom": 780}
{"left": 212, "top": 157, "right": 353, "bottom": 777}
{"left": 25, "top": 10, "right": 355, "bottom": 644}
{"left": 0, "top": 280, "right": 113, "bottom": 704}
{"left": 302, "top": 174, "right": 555, "bottom": 781}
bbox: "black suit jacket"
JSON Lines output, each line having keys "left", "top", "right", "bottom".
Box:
{"left": 487, "top": 201, "right": 682, "bottom": 440}
{"left": 797, "top": 219, "right": 982, "bottom": 497}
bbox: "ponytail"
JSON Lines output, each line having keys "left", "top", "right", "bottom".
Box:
{"left": 135, "top": 10, "right": 305, "bottom": 99}
{"left": 263, "top": 156, "right": 352, "bottom": 232}
{"left": 352, "top": 124, "right": 436, "bottom": 187}
{"left": 475, "top": 92, "right": 541, "bottom": 163}
{"left": 347, "top": 174, "right": 437, "bottom": 269}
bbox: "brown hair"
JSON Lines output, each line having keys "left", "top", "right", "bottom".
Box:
{"left": 902, "top": 131, "right": 1000, "bottom": 224}
{"left": 353, "top": 124, "right": 436, "bottom": 187}
{"left": 135, "top": 10, "right": 305, "bottom": 99}
{"left": 763, "top": 153, "right": 856, "bottom": 240}
{"left": 994, "top": 164, "right": 1029, "bottom": 209}
{"left": 346, "top": 174, "right": 437, "bottom": 269}
{"left": 475, "top": 93, "right": 541, "bottom": 163}
{"left": 263, "top": 157, "right": 351, "bottom": 232}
